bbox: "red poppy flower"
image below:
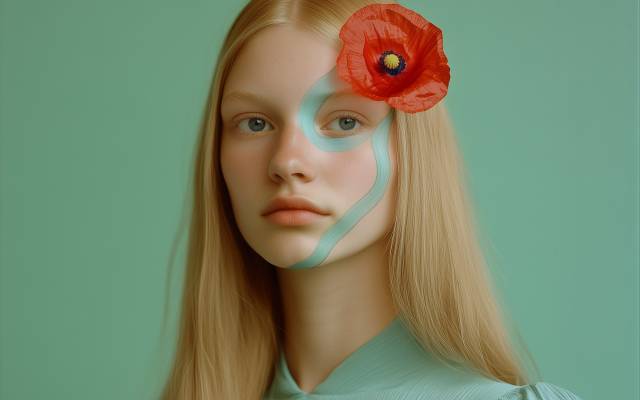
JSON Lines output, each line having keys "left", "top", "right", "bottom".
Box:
{"left": 336, "top": 3, "right": 451, "bottom": 113}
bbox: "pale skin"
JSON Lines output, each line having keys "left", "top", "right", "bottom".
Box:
{"left": 220, "top": 25, "right": 399, "bottom": 393}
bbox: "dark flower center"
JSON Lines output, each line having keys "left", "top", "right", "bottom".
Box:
{"left": 379, "top": 50, "right": 406, "bottom": 76}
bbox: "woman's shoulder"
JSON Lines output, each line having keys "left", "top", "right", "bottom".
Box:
{"left": 409, "top": 377, "right": 585, "bottom": 400}
{"left": 399, "top": 380, "right": 585, "bottom": 400}
{"left": 378, "top": 351, "right": 585, "bottom": 400}
{"left": 398, "top": 368, "right": 584, "bottom": 400}
{"left": 359, "top": 379, "right": 584, "bottom": 400}
{"left": 496, "top": 381, "right": 584, "bottom": 400}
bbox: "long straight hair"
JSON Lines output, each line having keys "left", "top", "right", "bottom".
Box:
{"left": 156, "top": 0, "right": 539, "bottom": 398}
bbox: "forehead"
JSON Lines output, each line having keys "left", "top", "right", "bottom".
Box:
{"left": 222, "top": 24, "right": 348, "bottom": 103}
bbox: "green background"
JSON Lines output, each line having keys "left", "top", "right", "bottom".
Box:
{"left": 0, "top": 0, "right": 637, "bottom": 399}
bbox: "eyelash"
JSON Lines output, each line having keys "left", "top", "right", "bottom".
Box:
{"left": 329, "top": 113, "right": 364, "bottom": 132}
{"left": 233, "top": 112, "right": 365, "bottom": 135}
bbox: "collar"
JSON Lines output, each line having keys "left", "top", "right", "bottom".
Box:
{"left": 264, "top": 315, "right": 441, "bottom": 398}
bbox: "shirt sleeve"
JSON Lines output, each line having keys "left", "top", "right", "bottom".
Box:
{"left": 497, "top": 382, "right": 584, "bottom": 400}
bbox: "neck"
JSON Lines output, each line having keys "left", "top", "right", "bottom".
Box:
{"left": 275, "top": 237, "right": 399, "bottom": 393}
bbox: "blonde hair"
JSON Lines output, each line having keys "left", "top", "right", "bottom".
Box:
{"left": 155, "top": 0, "right": 540, "bottom": 398}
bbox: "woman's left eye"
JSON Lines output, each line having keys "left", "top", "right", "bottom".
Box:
{"left": 324, "top": 115, "right": 363, "bottom": 133}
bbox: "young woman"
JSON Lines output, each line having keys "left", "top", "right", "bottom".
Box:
{"left": 158, "top": 1, "right": 584, "bottom": 399}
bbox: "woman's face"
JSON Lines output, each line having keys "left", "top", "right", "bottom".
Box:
{"left": 220, "top": 24, "right": 397, "bottom": 269}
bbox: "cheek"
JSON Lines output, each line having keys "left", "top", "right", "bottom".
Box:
{"left": 220, "top": 138, "right": 262, "bottom": 204}
{"left": 325, "top": 143, "right": 379, "bottom": 203}
{"left": 324, "top": 127, "right": 398, "bottom": 206}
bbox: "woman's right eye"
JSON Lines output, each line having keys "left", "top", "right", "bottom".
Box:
{"left": 237, "top": 117, "right": 273, "bottom": 134}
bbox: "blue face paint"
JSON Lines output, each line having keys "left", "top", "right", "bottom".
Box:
{"left": 289, "top": 66, "right": 393, "bottom": 269}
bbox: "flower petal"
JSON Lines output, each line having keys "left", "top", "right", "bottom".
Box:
{"left": 387, "top": 61, "right": 450, "bottom": 113}
{"left": 336, "top": 3, "right": 451, "bottom": 112}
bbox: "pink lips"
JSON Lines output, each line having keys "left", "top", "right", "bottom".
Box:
{"left": 264, "top": 209, "right": 327, "bottom": 226}
{"left": 261, "top": 196, "right": 330, "bottom": 226}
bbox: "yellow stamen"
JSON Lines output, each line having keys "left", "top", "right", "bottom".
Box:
{"left": 383, "top": 53, "right": 400, "bottom": 69}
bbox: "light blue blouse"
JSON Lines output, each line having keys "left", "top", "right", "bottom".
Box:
{"left": 263, "top": 315, "right": 584, "bottom": 400}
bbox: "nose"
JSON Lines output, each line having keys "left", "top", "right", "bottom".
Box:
{"left": 267, "top": 120, "right": 316, "bottom": 185}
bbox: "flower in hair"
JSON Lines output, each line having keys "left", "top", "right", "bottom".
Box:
{"left": 336, "top": 3, "right": 451, "bottom": 113}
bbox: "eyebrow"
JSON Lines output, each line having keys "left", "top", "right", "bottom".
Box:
{"left": 326, "top": 89, "right": 359, "bottom": 98}
{"left": 221, "top": 91, "right": 270, "bottom": 105}
{"left": 221, "top": 89, "right": 361, "bottom": 104}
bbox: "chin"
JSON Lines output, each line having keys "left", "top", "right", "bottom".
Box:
{"left": 252, "top": 235, "right": 321, "bottom": 268}
{"left": 262, "top": 253, "right": 311, "bottom": 269}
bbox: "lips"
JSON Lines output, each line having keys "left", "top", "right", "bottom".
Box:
{"left": 261, "top": 196, "right": 330, "bottom": 216}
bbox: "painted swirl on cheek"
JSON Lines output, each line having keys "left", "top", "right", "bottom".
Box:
{"left": 289, "top": 66, "right": 393, "bottom": 269}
